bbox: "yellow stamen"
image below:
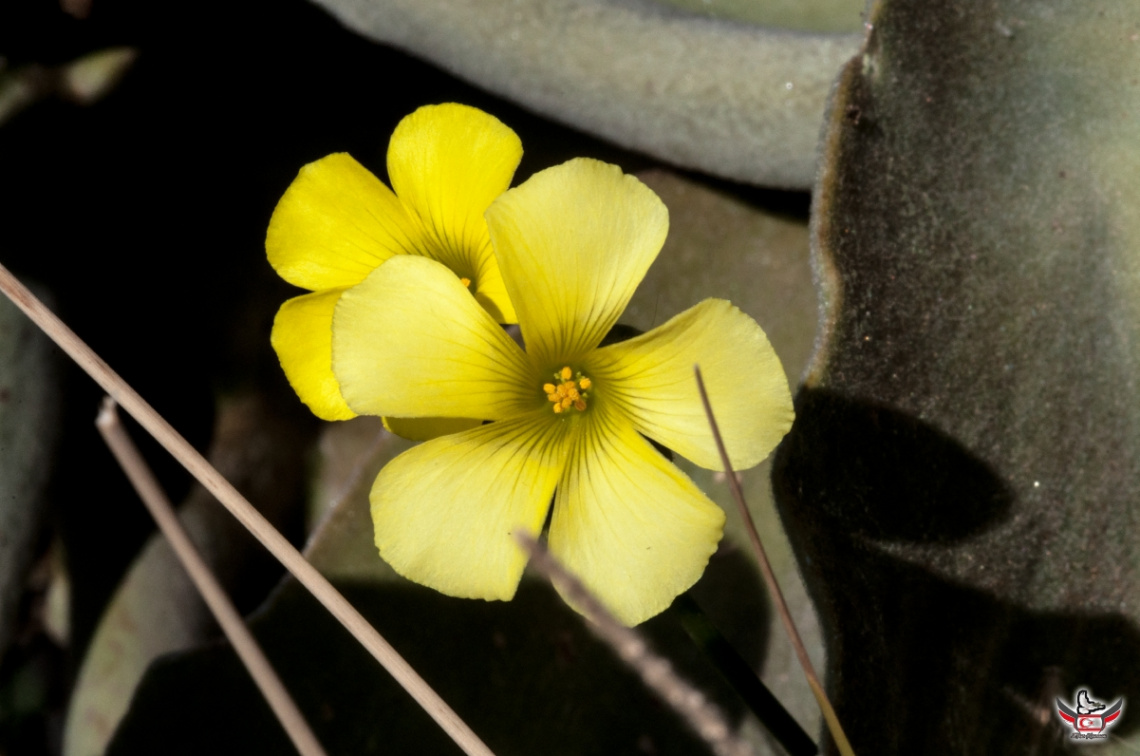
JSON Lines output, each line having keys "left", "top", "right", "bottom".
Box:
{"left": 545, "top": 367, "right": 592, "bottom": 414}
{"left": 459, "top": 277, "right": 472, "bottom": 288}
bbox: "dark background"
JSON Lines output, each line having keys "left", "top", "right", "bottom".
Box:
{"left": 0, "top": 2, "right": 809, "bottom": 752}
{"left": 0, "top": 0, "right": 659, "bottom": 752}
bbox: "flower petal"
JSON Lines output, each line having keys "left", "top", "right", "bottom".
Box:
{"left": 333, "top": 255, "right": 536, "bottom": 421}
{"left": 486, "top": 158, "right": 668, "bottom": 366}
{"left": 270, "top": 289, "right": 356, "bottom": 421}
{"left": 388, "top": 103, "right": 521, "bottom": 323}
{"left": 468, "top": 254, "right": 516, "bottom": 325}
{"left": 382, "top": 416, "right": 481, "bottom": 442}
{"left": 371, "top": 411, "right": 569, "bottom": 600}
{"left": 266, "top": 153, "right": 421, "bottom": 291}
{"left": 548, "top": 405, "right": 725, "bottom": 626}
{"left": 590, "top": 299, "right": 793, "bottom": 471}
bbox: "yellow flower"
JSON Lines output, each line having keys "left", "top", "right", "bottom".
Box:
{"left": 266, "top": 103, "right": 522, "bottom": 432}
{"left": 332, "top": 158, "right": 794, "bottom": 625}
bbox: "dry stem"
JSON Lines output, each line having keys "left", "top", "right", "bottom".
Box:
{"left": 694, "top": 366, "right": 856, "bottom": 756}
{"left": 0, "top": 262, "right": 495, "bottom": 756}
{"left": 96, "top": 399, "right": 328, "bottom": 756}
{"left": 518, "top": 532, "right": 755, "bottom": 756}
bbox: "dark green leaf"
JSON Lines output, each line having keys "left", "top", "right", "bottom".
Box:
{"left": 776, "top": 1, "right": 1140, "bottom": 752}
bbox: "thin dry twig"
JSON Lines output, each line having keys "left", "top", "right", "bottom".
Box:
{"left": 96, "top": 398, "right": 328, "bottom": 756}
{"left": 694, "top": 366, "right": 856, "bottom": 756}
{"left": 517, "top": 532, "right": 755, "bottom": 756}
{"left": 0, "top": 262, "right": 496, "bottom": 756}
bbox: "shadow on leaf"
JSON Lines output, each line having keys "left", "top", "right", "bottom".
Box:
{"left": 779, "top": 387, "right": 1013, "bottom": 544}
{"left": 773, "top": 388, "right": 1140, "bottom": 754}
{"left": 107, "top": 543, "right": 767, "bottom": 756}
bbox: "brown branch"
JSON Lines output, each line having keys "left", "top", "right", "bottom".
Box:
{"left": 694, "top": 366, "right": 856, "bottom": 756}
{"left": 96, "top": 399, "right": 328, "bottom": 756}
{"left": 0, "top": 261, "right": 496, "bottom": 756}
{"left": 517, "top": 533, "right": 754, "bottom": 756}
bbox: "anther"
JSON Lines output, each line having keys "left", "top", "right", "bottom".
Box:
{"left": 546, "top": 366, "right": 591, "bottom": 414}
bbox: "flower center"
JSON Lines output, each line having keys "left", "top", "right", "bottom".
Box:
{"left": 543, "top": 366, "right": 592, "bottom": 414}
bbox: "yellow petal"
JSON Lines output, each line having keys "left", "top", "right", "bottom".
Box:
{"left": 387, "top": 103, "right": 521, "bottom": 323}
{"left": 266, "top": 153, "right": 420, "bottom": 291}
{"left": 382, "top": 416, "right": 482, "bottom": 442}
{"left": 590, "top": 299, "right": 794, "bottom": 471}
{"left": 332, "top": 255, "right": 536, "bottom": 420}
{"left": 485, "top": 158, "right": 667, "bottom": 366}
{"left": 468, "top": 257, "right": 516, "bottom": 325}
{"left": 270, "top": 289, "right": 356, "bottom": 421}
{"left": 549, "top": 406, "right": 725, "bottom": 626}
{"left": 371, "top": 411, "right": 569, "bottom": 600}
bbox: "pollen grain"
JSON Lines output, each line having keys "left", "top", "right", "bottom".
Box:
{"left": 546, "top": 366, "right": 592, "bottom": 414}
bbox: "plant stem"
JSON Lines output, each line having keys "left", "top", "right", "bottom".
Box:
{"left": 672, "top": 593, "right": 817, "bottom": 756}
{"left": 0, "top": 261, "right": 496, "bottom": 756}
{"left": 518, "top": 533, "right": 755, "bottom": 756}
{"left": 694, "top": 366, "right": 856, "bottom": 756}
{"left": 96, "top": 399, "right": 328, "bottom": 756}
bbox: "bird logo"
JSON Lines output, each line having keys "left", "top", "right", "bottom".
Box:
{"left": 1057, "top": 688, "right": 1124, "bottom": 738}
{"left": 1078, "top": 690, "right": 1106, "bottom": 716}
